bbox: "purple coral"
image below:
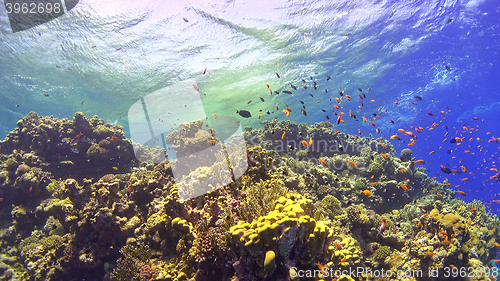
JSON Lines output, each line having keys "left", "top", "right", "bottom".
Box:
{"left": 137, "top": 263, "right": 159, "bottom": 280}
{"left": 229, "top": 198, "right": 240, "bottom": 209}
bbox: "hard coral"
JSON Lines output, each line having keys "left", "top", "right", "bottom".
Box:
{"left": 400, "top": 148, "right": 412, "bottom": 162}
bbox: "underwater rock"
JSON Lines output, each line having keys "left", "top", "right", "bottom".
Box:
{"left": 400, "top": 148, "right": 412, "bottom": 162}
{"left": 0, "top": 112, "right": 136, "bottom": 179}
{"left": 0, "top": 112, "right": 499, "bottom": 281}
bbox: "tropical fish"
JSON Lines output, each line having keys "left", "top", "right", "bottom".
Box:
{"left": 362, "top": 189, "right": 372, "bottom": 195}
{"left": 236, "top": 110, "right": 252, "bottom": 118}
{"left": 379, "top": 218, "right": 387, "bottom": 233}
{"left": 319, "top": 158, "right": 327, "bottom": 166}
{"left": 440, "top": 165, "right": 452, "bottom": 174}
{"left": 336, "top": 113, "right": 343, "bottom": 125}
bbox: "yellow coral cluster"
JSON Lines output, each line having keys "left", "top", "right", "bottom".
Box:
{"left": 230, "top": 194, "right": 335, "bottom": 278}
{"left": 330, "top": 237, "right": 363, "bottom": 267}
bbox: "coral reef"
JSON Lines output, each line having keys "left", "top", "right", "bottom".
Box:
{"left": 0, "top": 113, "right": 498, "bottom": 281}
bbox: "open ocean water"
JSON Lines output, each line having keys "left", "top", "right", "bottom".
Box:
{"left": 0, "top": 0, "right": 499, "bottom": 280}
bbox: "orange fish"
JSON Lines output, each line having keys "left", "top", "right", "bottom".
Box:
{"left": 282, "top": 109, "right": 290, "bottom": 117}
{"left": 334, "top": 242, "right": 342, "bottom": 250}
{"left": 370, "top": 121, "right": 376, "bottom": 127}
{"left": 334, "top": 104, "right": 340, "bottom": 109}
{"left": 400, "top": 184, "right": 408, "bottom": 191}
{"left": 401, "top": 168, "right": 405, "bottom": 173}
{"left": 276, "top": 104, "right": 279, "bottom": 110}
{"left": 316, "top": 262, "right": 327, "bottom": 275}
{"left": 493, "top": 242, "right": 500, "bottom": 247}
{"left": 470, "top": 208, "right": 477, "bottom": 212}
{"left": 436, "top": 193, "right": 443, "bottom": 197}
{"left": 213, "top": 113, "right": 217, "bottom": 119}
{"left": 258, "top": 112, "right": 262, "bottom": 119}
{"left": 461, "top": 166, "right": 467, "bottom": 173}
{"left": 301, "top": 140, "right": 308, "bottom": 146}
{"left": 309, "top": 137, "right": 313, "bottom": 146}
{"left": 319, "top": 158, "right": 327, "bottom": 166}
{"left": 370, "top": 182, "right": 377, "bottom": 186}
{"left": 363, "top": 116, "right": 367, "bottom": 122}
{"left": 439, "top": 231, "right": 447, "bottom": 235}
{"left": 265, "top": 83, "right": 270, "bottom": 88}
{"left": 457, "top": 191, "right": 467, "bottom": 196}
{"left": 404, "top": 131, "right": 416, "bottom": 137}
{"left": 346, "top": 95, "right": 351, "bottom": 101}
{"left": 390, "top": 134, "right": 398, "bottom": 140}
{"left": 281, "top": 131, "right": 286, "bottom": 139}
{"left": 398, "top": 128, "right": 406, "bottom": 133}
{"left": 381, "top": 153, "right": 387, "bottom": 159}
{"left": 192, "top": 83, "right": 200, "bottom": 91}
{"left": 415, "top": 160, "right": 424, "bottom": 163}
{"left": 338, "top": 258, "right": 347, "bottom": 265}
{"left": 429, "top": 151, "right": 435, "bottom": 154}
{"left": 362, "top": 189, "right": 372, "bottom": 195}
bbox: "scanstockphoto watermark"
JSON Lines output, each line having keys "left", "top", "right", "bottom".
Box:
{"left": 247, "top": 135, "right": 378, "bottom": 155}
{"left": 250, "top": 153, "right": 369, "bottom": 171}
{"left": 247, "top": 138, "right": 384, "bottom": 171}
{"left": 289, "top": 266, "right": 424, "bottom": 279}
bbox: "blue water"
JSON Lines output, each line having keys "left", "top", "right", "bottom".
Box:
{"left": 0, "top": 0, "right": 498, "bottom": 209}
